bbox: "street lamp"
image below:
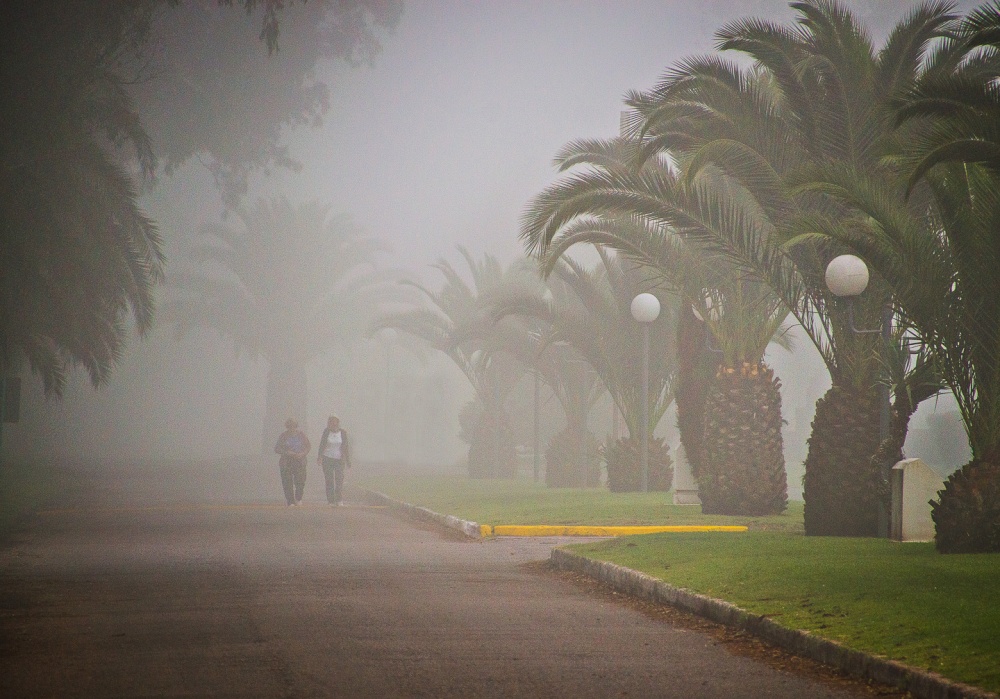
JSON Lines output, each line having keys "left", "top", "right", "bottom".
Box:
{"left": 380, "top": 328, "right": 398, "bottom": 464}
{"left": 533, "top": 289, "right": 554, "bottom": 483}
{"left": 824, "top": 254, "right": 892, "bottom": 536}
{"left": 631, "top": 292, "right": 661, "bottom": 492}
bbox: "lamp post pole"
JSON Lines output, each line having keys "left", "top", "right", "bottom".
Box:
{"left": 825, "top": 254, "right": 891, "bottom": 536}
{"left": 631, "top": 293, "right": 661, "bottom": 493}
{"left": 533, "top": 368, "right": 540, "bottom": 483}
{"left": 380, "top": 329, "right": 397, "bottom": 465}
{"left": 641, "top": 322, "right": 650, "bottom": 492}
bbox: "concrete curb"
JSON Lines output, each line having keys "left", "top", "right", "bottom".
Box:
{"left": 551, "top": 549, "right": 997, "bottom": 699}
{"left": 364, "top": 490, "right": 484, "bottom": 539}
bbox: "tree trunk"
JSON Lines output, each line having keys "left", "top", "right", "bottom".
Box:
{"left": 699, "top": 363, "right": 787, "bottom": 516}
{"left": 545, "top": 424, "right": 600, "bottom": 488}
{"left": 467, "top": 406, "right": 517, "bottom": 479}
{"left": 604, "top": 435, "right": 673, "bottom": 492}
{"left": 675, "top": 305, "right": 714, "bottom": 480}
{"left": 803, "top": 384, "right": 881, "bottom": 536}
{"left": 262, "top": 352, "right": 309, "bottom": 454}
{"left": 932, "top": 460, "right": 1000, "bottom": 553}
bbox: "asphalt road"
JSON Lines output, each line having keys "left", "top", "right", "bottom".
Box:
{"left": 0, "top": 462, "right": 901, "bottom": 698}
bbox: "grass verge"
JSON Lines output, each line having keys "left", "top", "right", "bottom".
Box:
{"left": 571, "top": 532, "right": 1000, "bottom": 694}
{"left": 359, "top": 473, "right": 803, "bottom": 532}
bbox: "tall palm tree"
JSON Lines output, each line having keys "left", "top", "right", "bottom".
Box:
{"left": 802, "top": 3, "right": 1000, "bottom": 551}
{"left": 611, "top": 0, "right": 956, "bottom": 534}
{"left": 375, "top": 248, "right": 531, "bottom": 479}
{"left": 166, "top": 196, "right": 389, "bottom": 449}
{"left": 1, "top": 3, "right": 164, "bottom": 395}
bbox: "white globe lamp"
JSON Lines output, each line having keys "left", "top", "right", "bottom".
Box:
{"left": 825, "top": 255, "right": 870, "bottom": 298}
{"left": 631, "top": 292, "right": 661, "bottom": 324}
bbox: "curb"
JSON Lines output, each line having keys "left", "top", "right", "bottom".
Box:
{"left": 364, "top": 490, "right": 485, "bottom": 539}
{"left": 551, "top": 549, "right": 997, "bottom": 699}
{"left": 361, "top": 492, "right": 750, "bottom": 539}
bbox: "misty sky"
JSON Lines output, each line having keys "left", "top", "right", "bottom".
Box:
{"left": 268, "top": 0, "right": 980, "bottom": 276}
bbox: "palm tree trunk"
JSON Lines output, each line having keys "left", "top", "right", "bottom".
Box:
{"left": 803, "top": 384, "right": 881, "bottom": 536}
{"left": 262, "top": 352, "right": 309, "bottom": 454}
{"left": 468, "top": 404, "right": 517, "bottom": 479}
{"left": 676, "top": 305, "right": 714, "bottom": 481}
{"left": 545, "top": 422, "right": 600, "bottom": 488}
{"left": 700, "top": 363, "right": 787, "bottom": 516}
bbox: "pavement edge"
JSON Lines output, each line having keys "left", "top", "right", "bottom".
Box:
{"left": 550, "top": 548, "right": 997, "bottom": 699}
{"left": 364, "top": 490, "right": 486, "bottom": 539}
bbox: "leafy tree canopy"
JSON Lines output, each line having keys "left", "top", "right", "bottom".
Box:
{"left": 0, "top": 0, "right": 401, "bottom": 393}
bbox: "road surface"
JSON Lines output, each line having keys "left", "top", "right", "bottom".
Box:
{"left": 0, "top": 461, "right": 901, "bottom": 698}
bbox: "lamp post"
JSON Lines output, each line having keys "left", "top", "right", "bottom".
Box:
{"left": 533, "top": 289, "right": 553, "bottom": 483}
{"left": 631, "top": 292, "right": 661, "bottom": 492}
{"left": 824, "top": 254, "right": 892, "bottom": 537}
{"left": 380, "top": 328, "right": 397, "bottom": 465}
{"left": 533, "top": 367, "right": 540, "bottom": 483}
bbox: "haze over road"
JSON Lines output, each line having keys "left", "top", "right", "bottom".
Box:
{"left": 1, "top": 463, "right": 890, "bottom": 698}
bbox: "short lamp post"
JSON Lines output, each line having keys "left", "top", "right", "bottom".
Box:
{"left": 631, "top": 292, "right": 661, "bottom": 493}
{"left": 824, "top": 254, "right": 892, "bottom": 537}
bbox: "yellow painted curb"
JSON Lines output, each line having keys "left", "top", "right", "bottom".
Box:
{"left": 483, "top": 524, "right": 748, "bottom": 537}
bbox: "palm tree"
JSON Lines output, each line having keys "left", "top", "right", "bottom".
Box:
{"left": 694, "top": 281, "right": 792, "bottom": 516}
{"left": 801, "top": 3, "right": 1000, "bottom": 551}
{"left": 1, "top": 3, "right": 164, "bottom": 395}
{"left": 166, "top": 196, "right": 390, "bottom": 449}
{"left": 375, "top": 248, "right": 531, "bottom": 479}
{"left": 611, "top": 0, "right": 956, "bottom": 534}
{"left": 492, "top": 254, "right": 674, "bottom": 489}
{"left": 489, "top": 275, "right": 606, "bottom": 488}
{"left": 522, "top": 137, "right": 791, "bottom": 512}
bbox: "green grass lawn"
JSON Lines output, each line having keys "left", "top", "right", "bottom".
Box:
{"left": 359, "top": 473, "right": 804, "bottom": 531}
{"left": 573, "top": 533, "right": 1000, "bottom": 694}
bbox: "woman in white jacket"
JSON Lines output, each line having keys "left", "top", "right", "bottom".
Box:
{"left": 317, "top": 415, "right": 351, "bottom": 505}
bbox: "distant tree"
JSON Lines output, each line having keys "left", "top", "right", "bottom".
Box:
{"left": 490, "top": 269, "right": 607, "bottom": 488}
{"left": 495, "top": 248, "right": 678, "bottom": 492}
{"left": 165, "top": 196, "right": 393, "bottom": 450}
{"left": 375, "top": 248, "right": 532, "bottom": 479}
{"left": 0, "top": 0, "right": 401, "bottom": 395}
{"left": 135, "top": 0, "right": 403, "bottom": 207}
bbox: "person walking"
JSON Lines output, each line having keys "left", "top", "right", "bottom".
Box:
{"left": 275, "top": 418, "right": 310, "bottom": 506}
{"left": 317, "top": 415, "right": 351, "bottom": 505}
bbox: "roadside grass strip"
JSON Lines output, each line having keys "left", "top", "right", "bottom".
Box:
{"left": 359, "top": 474, "right": 802, "bottom": 532}
{"left": 568, "top": 532, "right": 1000, "bottom": 696}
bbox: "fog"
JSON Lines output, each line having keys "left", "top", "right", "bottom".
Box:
{"left": 5, "top": 0, "right": 974, "bottom": 492}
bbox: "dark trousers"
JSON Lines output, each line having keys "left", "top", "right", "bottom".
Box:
{"left": 321, "top": 457, "right": 346, "bottom": 503}
{"left": 279, "top": 455, "right": 306, "bottom": 504}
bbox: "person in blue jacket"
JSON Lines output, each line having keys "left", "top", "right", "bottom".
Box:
{"left": 274, "top": 418, "right": 310, "bottom": 506}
